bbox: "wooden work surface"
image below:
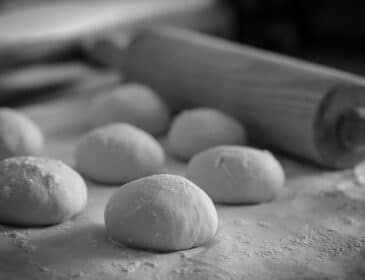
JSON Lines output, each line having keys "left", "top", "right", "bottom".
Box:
{"left": 0, "top": 83, "right": 365, "bottom": 280}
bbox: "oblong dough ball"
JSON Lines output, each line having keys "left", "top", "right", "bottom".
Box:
{"left": 0, "top": 108, "right": 43, "bottom": 159}
{"left": 87, "top": 84, "right": 170, "bottom": 135}
{"left": 75, "top": 123, "right": 164, "bottom": 184}
{"left": 167, "top": 108, "right": 246, "bottom": 160}
{"left": 104, "top": 174, "right": 218, "bottom": 251}
{"left": 0, "top": 157, "right": 87, "bottom": 226}
{"left": 186, "top": 146, "right": 285, "bottom": 204}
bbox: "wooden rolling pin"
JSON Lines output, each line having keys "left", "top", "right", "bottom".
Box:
{"left": 118, "top": 26, "right": 365, "bottom": 168}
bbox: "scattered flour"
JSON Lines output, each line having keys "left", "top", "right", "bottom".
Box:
{"left": 0, "top": 230, "right": 36, "bottom": 253}
{"left": 69, "top": 271, "right": 86, "bottom": 278}
{"left": 254, "top": 224, "right": 365, "bottom": 264}
{"left": 233, "top": 218, "right": 249, "bottom": 226}
{"left": 33, "top": 263, "right": 50, "bottom": 273}
{"left": 318, "top": 188, "right": 365, "bottom": 212}
{"left": 143, "top": 261, "right": 156, "bottom": 268}
{"left": 257, "top": 221, "right": 273, "bottom": 228}
{"left": 340, "top": 215, "right": 360, "bottom": 226}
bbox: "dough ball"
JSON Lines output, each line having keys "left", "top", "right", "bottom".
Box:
{"left": 75, "top": 123, "right": 164, "bottom": 184}
{"left": 0, "top": 108, "right": 43, "bottom": 160}
{"left": 104, "top": 174, "right": 218, "bottom": 251}
{"left": 87, "top": 84, "right": 170, "bottom": 135}
{"left": 166, "top": 108, "right": 246, "bottom": 160}
{"left": 186, "top": 146, "right": 285, "bottom": 204}
{"left": 0, "top": 157, "right": 87, "bottom": 226}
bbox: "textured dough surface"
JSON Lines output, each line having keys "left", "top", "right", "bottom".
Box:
{"left": 104, "top": 174, "right": 218, "bottom": 251}
{"left": 2, "top": 99, "right": 365, "bottom": 280}
{"left": 186, "top": 146, "right": 285, "bottom": 204}
{"left": 0, "top": 108, "right": 43, "bottom": 159}
{"left": 167, "top": 108, "right": 246, "bottom": 160}
{"left": 87, "top": 84, "right": 170, "bottom": 135}
{"left": 0, "top": 156, "right": 87, "bottom": 226}
{"left": 75, "top": 123, "right": 164, "bottom": 184}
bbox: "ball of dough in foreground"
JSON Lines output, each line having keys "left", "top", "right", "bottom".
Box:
{"left": 75, "top": 123, "right": 164, "bottom": 184}
{"left": 87, "top": 84, "right": 170, "bottom": 135}
{"left": 0, "top": 108, "right": 43, "bottom": 160}
{"left": 105, "top": 174, "right": 218, "bottom": 251}
{"left": 0, "top": 157, "right": 87, "bottom": 226}
{"left": 186, "top": 146, "right": 285, "bottom": 204}
{"left": 166, "top": 108, "right": 246, "bottom": 160}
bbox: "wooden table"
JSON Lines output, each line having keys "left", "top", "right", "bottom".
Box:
{"left": 0, "top": 78, "right": 365, "bottom": 280}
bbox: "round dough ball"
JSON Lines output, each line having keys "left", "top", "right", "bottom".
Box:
{"left": 104, "top": 174, "right": 218, "bottom": 251}
{"left": 87, "top": 84, "right": 170, "bottom": 135}
{"left": 186, "top": 146, "right": 285, "bottom": 204}
{"left": 75, "top": 123, "right": 164, "bottom": 184}
{"left": 0, "top": 108, "right": 43, "bottom": 160}
{"left": 166, "top": 108, "right": 246, "bottom": 160}
{"left": 0, "top": 157, "right": 87, "bottom": 226}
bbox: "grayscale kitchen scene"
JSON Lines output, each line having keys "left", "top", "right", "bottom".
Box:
{"left": 0, "top": 1, "right": 364, "bottom": 279}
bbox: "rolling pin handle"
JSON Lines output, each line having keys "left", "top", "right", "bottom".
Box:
{"left": 339, "top": 107, "right": 365, "bottom": 151}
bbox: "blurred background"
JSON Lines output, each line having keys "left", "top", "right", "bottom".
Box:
{"left": 1, "top": 0, "right": 365, "bottom": 105}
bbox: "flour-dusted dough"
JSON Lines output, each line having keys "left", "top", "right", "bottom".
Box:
{"left": 0, "top": 108, "right": 43, "bottom": 160}
{"left": 166, "top": 108, "right": 246, "bottom": 160}
{"left": 186, "top": 146, "right": 285, "bottom": 204}
{"left": 104, "top": 174, "right": 218, "bottom": 251}
{"left": 0, "top": 157, "right": 87, "bottom": 226}
{"left": 75, "top": 123, "right": 164, "bottom": 184}
{"left": 87, "top": 84, "right": 170, "bottom": 136}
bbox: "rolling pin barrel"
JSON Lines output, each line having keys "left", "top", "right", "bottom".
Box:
{"left": 122, "top": 26, "right": 365, "bottom": 168}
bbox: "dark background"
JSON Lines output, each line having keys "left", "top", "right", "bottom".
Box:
{"left": 230, "top": 0, "right": 365, "bottom": 75}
